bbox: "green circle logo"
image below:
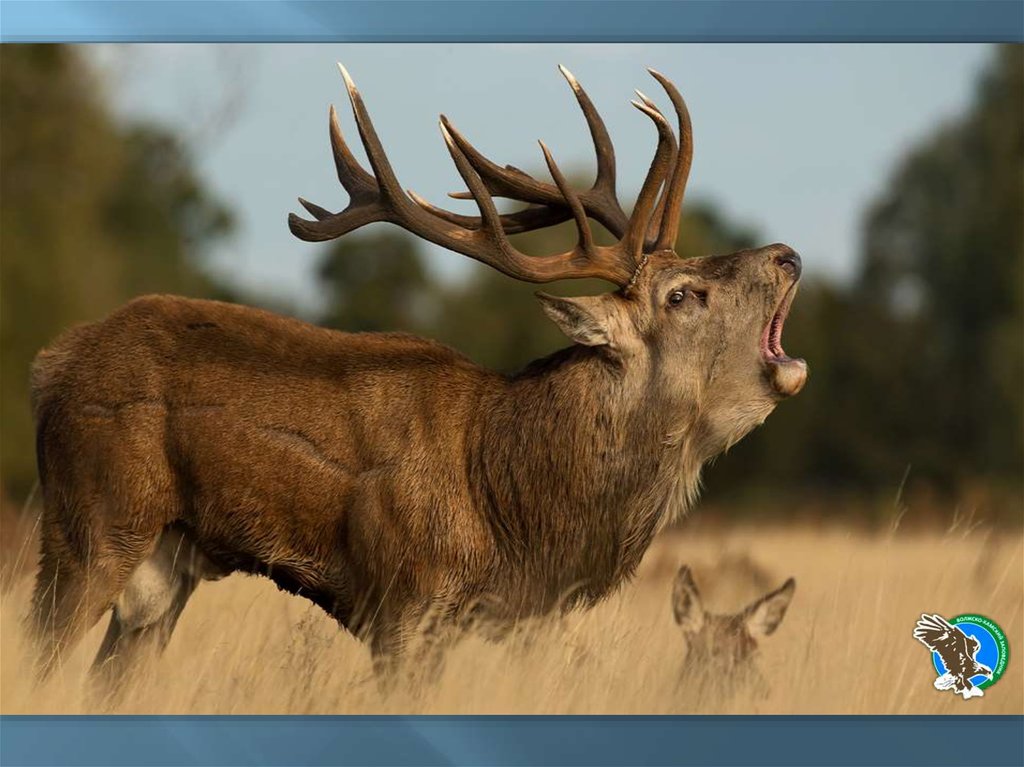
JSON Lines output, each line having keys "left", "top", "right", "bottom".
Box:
{"left": 916, "top": 612, "right": 1009, "bottom": 698}
{"left": 940, "top": 614, "right": 1009, "bottom": 688}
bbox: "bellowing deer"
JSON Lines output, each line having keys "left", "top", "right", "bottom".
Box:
{"left": 29, "top": 65, "right": 806, "bottom": 686}
{"left": 671, "top": 564, "right": 796, "bottom": 700}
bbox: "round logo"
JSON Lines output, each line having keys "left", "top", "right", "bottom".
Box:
{"left": 930, "top": 613, "right": 1009, "bottom": 689}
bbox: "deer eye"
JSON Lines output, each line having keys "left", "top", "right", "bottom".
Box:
{"left": 667, "top": 289, "right": 708, "bottom": 308}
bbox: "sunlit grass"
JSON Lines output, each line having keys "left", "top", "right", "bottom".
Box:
{"left": 1, "top": 520, "right": 1021, "bottom": 714}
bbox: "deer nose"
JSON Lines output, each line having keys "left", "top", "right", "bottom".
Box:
{"left": 774, "top": 250, "right": 801, "bottom": 279}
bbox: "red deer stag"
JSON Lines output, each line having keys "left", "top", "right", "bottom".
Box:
{"left": 30, "top": 65, "right": 806, "bottom": 686}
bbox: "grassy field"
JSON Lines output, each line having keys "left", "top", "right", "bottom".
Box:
{"left": 1, "top": 516, "right": 1021, "bottom": 715}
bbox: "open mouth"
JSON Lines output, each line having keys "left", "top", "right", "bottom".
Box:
{"left": 761, "top": 285, "right": 796, "bottom": 364}
{"left": 761, "top": 285, "right": 807, "bottom": 397}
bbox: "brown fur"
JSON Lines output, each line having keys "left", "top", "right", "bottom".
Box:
{"left": 29, "top": 245, "right": 802, "bottom": 685}
{"left": 672, "top": 563, "right": 796, "bottom": 700}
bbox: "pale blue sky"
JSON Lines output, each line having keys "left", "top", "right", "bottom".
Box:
{"left": 89, "top": 44, "right": 992, "bottom": 309}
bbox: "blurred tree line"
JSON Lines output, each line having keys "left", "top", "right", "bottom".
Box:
{"left": 2, "top": 45, "right": 1020, "bottom": 525}
{"left": 703, "top": 43, "right": 1022, "bottom": 523}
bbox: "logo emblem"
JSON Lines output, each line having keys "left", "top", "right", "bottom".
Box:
{"left": 913, "top": 613, "right": 1009, "bottom": 699}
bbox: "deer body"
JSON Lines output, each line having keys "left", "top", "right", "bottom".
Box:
{"left": 32, "top": 290, "right": 703, "bottom": 633}
{"left": 30, "top": 65, "right": 807, "bottom": 687}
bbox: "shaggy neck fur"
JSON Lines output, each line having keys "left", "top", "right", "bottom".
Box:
{"left": 471, "top": 345, "right": 709, "bottom": 616}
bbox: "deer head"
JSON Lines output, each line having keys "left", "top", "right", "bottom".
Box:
{"left": 290, "top": 65, "right": 807, "bottom": 463}
{"left": 671, "top": 564, "right": 796, "bottom": 699}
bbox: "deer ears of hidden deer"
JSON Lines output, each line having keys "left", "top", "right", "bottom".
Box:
{"left": 535, "top": 292, "right": 622, "bottom": 350}
{"left": 742, "top": 577, "right": 796, "bottom": 639}
{"left": 672, "top": 565, "right": 796, "bottom": 640}
{"left": 672, "top": 565, "right": 706, "bottom": 634}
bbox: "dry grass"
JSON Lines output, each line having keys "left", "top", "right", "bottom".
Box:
{"left": 1, "top": 520, "right": 1021, "bottom": 714}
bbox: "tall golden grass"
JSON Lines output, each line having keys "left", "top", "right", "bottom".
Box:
{"left": 1, "top": 517, "right": 1021, "bottom": 714}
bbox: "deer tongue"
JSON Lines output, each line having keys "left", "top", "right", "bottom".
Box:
{"left": 767, "top": 357, "right": 808, "bottom": 397}
{"left": 761, "top": 285, "right": 806, "bottom": 397}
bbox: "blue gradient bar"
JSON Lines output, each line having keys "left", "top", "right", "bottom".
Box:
{"left": 1, "top": 715, "right": 1023, "bottom": 766}
{"left": 1, "top": 1, "right": 1022, "bottom": 43}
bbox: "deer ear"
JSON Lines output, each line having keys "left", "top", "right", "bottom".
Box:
{"left": 744, "top": 577, "right": 795, "bottom": 639}
{"left": 536, "top": 292, "right": 614, "bottom": 348}
{"left": 672, "top": 565, "right": 705, "bottom": 633}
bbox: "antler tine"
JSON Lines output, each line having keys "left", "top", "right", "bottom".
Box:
{"left": 558, "top": 65, "right": 627, "bottom": 231}
{"left": 410, "top": 66, "right": 630, "bottom": 238}
{"left": 408, "top": 118, "right": 578, "bottom": 234}
{"left": 292, "top": 105, "right": 378, "bottom": 227}
{"left": 648, "top": 68, "right": 693, "bottom": 251}
{"left": 632, "top": 88, "right": 677, "bottom": 251}
{"left": 439, "top": 119, "right": 631, "bottom": 284}
{"left": 446, "top": 163, "right": 546, "bottom": 199}
{"left": 441, "top": 116, "right": 567, "bottom": 208}
{"left": 539, "top": 140, "right": 595, "bottom": 253}
{"left": 438, "top": 120, "right": 507, "bottom": 237}
{"left": 298, "top": 198, "right": 335, "bottom": 221}
{"left": 624, "top": 99, "right": 678, "bottom": 261}
{"left": 328, "top": 103, "right": 377, "bottom": 201}
{"left": 643, "top": 188, "right": 669, "bottom": 249}
{"left": 633, "top": 89, "right": 661, "bottom": 113}
{"left": 289, "top": 66, "right": 399, "bottom": 242}
{"left": 408, "top": 190, "right": 572, "bottom": 234}
{"left": 337, "top": 64, "right": 414, "bottom": 211}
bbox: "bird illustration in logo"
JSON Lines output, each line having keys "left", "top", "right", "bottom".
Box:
{"left": 914, "top": 613, "right": 993, "bottom": 699}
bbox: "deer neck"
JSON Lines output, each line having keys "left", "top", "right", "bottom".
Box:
{"left": 473, "top": 345, "right": 705, "bottom": 608}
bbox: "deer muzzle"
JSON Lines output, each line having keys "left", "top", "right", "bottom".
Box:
{"left": 761, "top": 281, "right": 807, "bottom": 397}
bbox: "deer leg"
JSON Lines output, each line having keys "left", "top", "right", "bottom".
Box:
{"left": 408, "top": 605, "right": 459, "bottom": 688}
{"left": 89, "top": 528, "right": 203, "bottom": 698}
{"left": 369, "top": 605, "right": 458, "bottom": 695}
{"left": 368, "top": 621, "right": 406, "bottom": 693}
{"left": 30, "top": 521, "right": 157, "bottom": 682}
{"left": 89, "top": 577, "right": 197, "bottom": 700}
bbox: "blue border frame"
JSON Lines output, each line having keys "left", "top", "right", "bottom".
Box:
{"left": 1, "top": 1, "right": 1022, "bottom": 43}
{"left": 2, "top": 2, "right": 1022, "bottom": 766}
{"left": 2, "top": 715, "right": 1023, "bottom": 766}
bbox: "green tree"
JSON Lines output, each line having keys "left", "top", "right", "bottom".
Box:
{"left": 703, "top": 45, "right": 1023, "bottom": 518}
{"left": 855, "top": 44, "right": 1022, "bottom": 490}
{"left": 316, "top": 230, "right": 433, "bottom": 334}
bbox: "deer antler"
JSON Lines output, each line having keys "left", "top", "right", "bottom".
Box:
{"left": 289, "top": 65, "right": 692, "bottom": 287}
{"left": 414, "top": 65, "right": 630, "bottom": 238}
{"left": 647, "top": 69, "right": 693, "bottom": 251}
{"left": 417, "top": 66, "right": 693, "bottom": 252}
